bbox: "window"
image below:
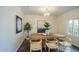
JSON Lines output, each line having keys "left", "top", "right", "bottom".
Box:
{"left": 73, "top": 20, "right": 78, "bottom": 36}
{"left": 68, "top": 20, "right": 73, "bottom": 34}
{"left": 67, "top": 19, "right": 79, "bottom": 36}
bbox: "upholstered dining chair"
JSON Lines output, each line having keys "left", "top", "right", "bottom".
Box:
{"left": 46, "top": 40, "right": 59, "bottom": 52}
{"left": 63, "top": 37, "right": 72, "bottom": 52}
{"left": 31, "top": 33, "right": 42, "bottom": 36}
{"left": 46, "top": 36, "right": 59, "bottom": 52}
{"left": 58, "top": 37, "right": 72, "bottom": 52}
{"left": 30, "top": 35, "right": 42, "bottom": 52}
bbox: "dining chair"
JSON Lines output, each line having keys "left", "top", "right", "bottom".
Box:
{"left": 30, "top": 39, "right": 42, "bottom": 52}
{"left": 31, "top": 33, "right": 42, "bottom": 36}
{"left": 30, "top": 35, "right": 42, "bottom": 52}
{"left": 63, "top": 37, "right": 72, "bottom": 52}
{"left": 58, "top": 37, "right": 72, "bottom": 52}
{"left": 46, "top": 36, "right": 59, "bottom": 52}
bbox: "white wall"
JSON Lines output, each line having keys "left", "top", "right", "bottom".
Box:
{"left": 57, "top": 8, "right": 79, "bottom": 47}
{"left": 24, "top": 15, "right": 57, "bottom": 37}
{"left": 0, "top": 7, "right": 24, "bottom": 52}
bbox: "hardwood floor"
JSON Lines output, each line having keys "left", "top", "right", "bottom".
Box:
{"left": 17, "top": 39, "right": 79, "bottom": 52}
{"left": 17, "top": 39, "right": 29, "bottom": 52}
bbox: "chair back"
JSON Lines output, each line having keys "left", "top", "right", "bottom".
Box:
{"left": 64, "top": 37, "right": 72, "bottom": 43}
{"left": 30, "top": 36, "right": 42, "bottom": 52}
{"left": 46, "top": 35, "right": 57, "bottom": 42}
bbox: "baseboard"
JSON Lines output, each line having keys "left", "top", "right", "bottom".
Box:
{"left": 16, "top": 38, "right": 25, "bottom": 52}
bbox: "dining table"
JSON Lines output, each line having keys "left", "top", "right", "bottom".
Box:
{"left": 29, "top": 33, "right": 66, "bottom": 51}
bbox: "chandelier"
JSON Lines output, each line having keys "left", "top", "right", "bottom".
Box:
{"left": 44, "top": 12, "right": 50, "bottom": 16}
{"left": 42, "top": 7, "right": 50, "bottom": 17}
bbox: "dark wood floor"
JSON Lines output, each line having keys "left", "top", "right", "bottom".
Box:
{"left": 17, "top": 39, "right": 79, "bottom": 52}
{"left": 17, "top": 39, "right": 29, "bottom": 52}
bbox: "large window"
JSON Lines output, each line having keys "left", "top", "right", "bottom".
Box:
{"left": 73, "top": 20, "right": 78, "bottom": 36}
{"left": 68, "top": 20, "right": 73, "bottom": 34}
{"left": 67, "top": 19, "right": 79, "bottom": 36}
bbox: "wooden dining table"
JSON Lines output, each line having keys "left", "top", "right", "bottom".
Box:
{"left": 29, "top": 33, "right": 66, "bottom": 50}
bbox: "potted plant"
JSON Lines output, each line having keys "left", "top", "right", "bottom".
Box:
{"left": 24, "top": 22, "right": 31, "bottom": 38}
{"left": 44, "top": 22, "right": 50, "bottom": 33}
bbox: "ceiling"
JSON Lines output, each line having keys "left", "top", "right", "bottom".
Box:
{"left": 20, "top": 6, "right": 79, "bottom": 16}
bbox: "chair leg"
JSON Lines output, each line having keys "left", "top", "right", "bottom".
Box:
{"left": 44, "top": 45, "right": 47, "bottom": 51}
{"left": 70, "top": 46, "right": 72, "bottom": 52}
{"left": 30, "top": 49, "right": 31, "bottom": 52}
{"left": 71, "top": 47, "right": 72, "bottom": 52}
{"left": 48, "top": 48, "right": 50, "bottom": 52}
{"left": 41, "top": 49, "right": 42, "bottom": 52}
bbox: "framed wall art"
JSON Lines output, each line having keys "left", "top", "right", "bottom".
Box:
{"left": 16, "top": 15, "right": 22, "bottom": 33}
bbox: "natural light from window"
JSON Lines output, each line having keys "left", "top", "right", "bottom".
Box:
{"left": 67, "top": 19, "right": 79, "bottom": 36}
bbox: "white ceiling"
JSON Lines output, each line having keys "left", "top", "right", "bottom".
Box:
{"left": 20, "top": 6, "right": 79, "bottom": 16}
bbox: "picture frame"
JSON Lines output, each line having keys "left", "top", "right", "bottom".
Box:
{"left": 16, "top": 15, "right": 22, "bottom": 33}
{"left": 37, "top": 20, "right": 46, "bottom": 33}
